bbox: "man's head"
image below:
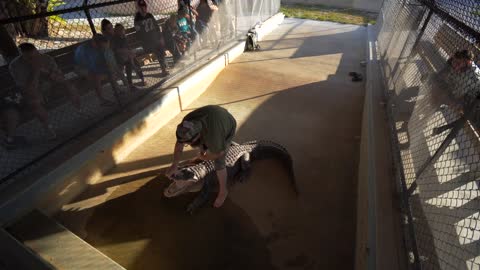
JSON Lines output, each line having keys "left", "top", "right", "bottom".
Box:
{"left": 451, "top": 49, "right": 474, "bottom": 73}
{"left": 92, "top": 34, "right": 109, "bottom": 49}
{"left": 114, "top": 23, "right": 125, "bottom": 37}
{"left": 137, "top": 0, "right": 148, "bottom": 15}
{"left": 176, "top": 120, "right": 202, "bottom": 146}
{"left": 18, "top": 43, "right": 40, "bottom": 63}
{"left": 178, "top": 8, "right": 187, "bottom": 18}
{"left": 101, "top": 19, "right": 114, "bottom": 37}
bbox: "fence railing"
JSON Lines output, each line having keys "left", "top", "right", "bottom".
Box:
{"left": 0, "top": 0, "right": 280, "bottom": 187}
{"left": 376, "top": 0, "right": 480, "bottom": 269}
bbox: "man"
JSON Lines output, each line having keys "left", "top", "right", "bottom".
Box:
{"left": 8, "top": 43, "right": 81, "bottom": 141}
{"left": 75, "top": 34, "right": 119, "bottom": 106}
{"left": 134, "top": 0, "right": 169, "bottom": 77}
{"left": 433, "top": 50, "right": 480, "bottom": 111}
{"left": 431, "top": 49, "right": 480, "bottom": 135}
{"left": 166, "top": 105, "right": 237, "bottom": 208}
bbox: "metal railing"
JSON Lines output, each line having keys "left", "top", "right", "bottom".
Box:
{"left": 376, "top": 0, "right": 480, "bottom": 269}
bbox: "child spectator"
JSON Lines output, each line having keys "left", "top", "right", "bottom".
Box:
{"left": 74, "top": 34, "right": 117, "bottom": 106}
{"left": 112, "top": 23, "right": 146, "bottom": 87}
{"left": 176, "top": 9, "right": 194, "bottom": 54}
{"left": 163, "top": 15, "right": 182, "bottom": 61}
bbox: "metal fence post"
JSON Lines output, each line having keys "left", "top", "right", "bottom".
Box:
{"left": 234, "top": 0, "right": 238, "bottom": 39}
{"left": 83, "top": 0, "right": 96, "bottom": 34}
{"left": 0, "top": 25, "right": 19, "bottom": 63}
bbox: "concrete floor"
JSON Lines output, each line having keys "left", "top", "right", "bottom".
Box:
{"left": 56, "top": 18, "right": 367, "bottom": 269}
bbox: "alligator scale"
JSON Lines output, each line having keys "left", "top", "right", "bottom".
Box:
{"left": 164, "top": 140, "right": 298, "bottom": 213}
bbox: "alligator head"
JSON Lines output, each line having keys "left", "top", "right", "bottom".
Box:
{"left": 163, "top": 166, "right": 205, "bottom": 198}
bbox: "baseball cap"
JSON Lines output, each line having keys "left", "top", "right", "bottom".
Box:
{"left": 176, "top": 120, "right": 202, "bottom": 143}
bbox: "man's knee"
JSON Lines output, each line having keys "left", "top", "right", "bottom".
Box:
{"left": 214, "top": 154, "right": 227, "bottom": 170}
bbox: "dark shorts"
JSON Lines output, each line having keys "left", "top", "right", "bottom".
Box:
{"left": 213, "top": 120, "right": 236, "bottom": 170}
{"left": 0, "top": 91, "right": 25, "bottom": 114}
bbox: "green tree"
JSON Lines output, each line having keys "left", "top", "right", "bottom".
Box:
{"left": 3, "top": 0, "right": 50, "bottom": 37}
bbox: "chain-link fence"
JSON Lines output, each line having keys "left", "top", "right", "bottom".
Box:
{"left": 0, "top": 0, "right": 280, "bottom": 187}
{"left": 376, "top": 0, "right": 480, "bottom": 269}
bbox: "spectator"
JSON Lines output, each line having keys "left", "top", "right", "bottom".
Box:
{"left": 101, "top": 19, "right": 114, "bottom": 41}
{"left": 177, "top": 9, "right": 192, "bottom": 39}
{"left": 163, "top": 15, "right": 182, "bottom": 61}
{"left": 196, "top": 0, "right": 218, "bottom": 47}
{"left": 214, "top": 0, "right": 235, "bottom": 39}
{"left": 432, "top": 49, "right": 480, "bottom": 113}
{"left": 431, "top": 49, "right": 480, "bottom": 135}
{"left": 100, "top": 19, "right": 131, "bottom": 90}
{"left": 8, "top": 43, "right": 81, "bottom": 141}
{"left": 134, "top": 0, "right": 169, "bottom": 77}
{"left": 176, "top": 12, "right": 193, "bottom": 56}
{"left": 112, "top": 23, "right": 146, "bottom": 87}
{"left": 178, "top": 0, "right": 198, "bottom": 25}
{"left": 74, "top": 34, "right": 117, "bottom": 106}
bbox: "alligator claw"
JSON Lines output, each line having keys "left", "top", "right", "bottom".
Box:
{"left": 186, "top": 202, "right": 197, "bottom": 215}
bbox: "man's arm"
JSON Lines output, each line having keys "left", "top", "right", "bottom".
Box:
{"left": 166, "top": 141, "right": 185, "bottom": 178}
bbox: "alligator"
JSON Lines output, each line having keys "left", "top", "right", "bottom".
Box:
{"left": 164, "top": 140, "right": 298, "bottom": 214}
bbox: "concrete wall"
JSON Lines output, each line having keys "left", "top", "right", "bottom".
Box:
{"left": 282, "top": 0, "right": 382, "bottom": 12}
{"left": 355, "top": 24, "right": 407, "bottom": 270}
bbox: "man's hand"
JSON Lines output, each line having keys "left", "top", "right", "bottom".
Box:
{"left": 166, "top": 142, "right": 185, "bottom": 179}
{"left": 165, "top": 164, "right": 178, "bottom": 179}
{"left": 196, "top": 150, "right": 207, "bottom": 160}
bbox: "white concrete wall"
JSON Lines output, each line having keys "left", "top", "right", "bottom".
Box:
{"left": 282, "top": 0, "right": 382, "bottom": 12}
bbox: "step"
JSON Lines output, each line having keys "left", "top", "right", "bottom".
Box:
{"left": 0, "top": 227, "right": 54, "bottom": 270}
{"left": 6, "top": 210, "right": 125, "bottom": 270}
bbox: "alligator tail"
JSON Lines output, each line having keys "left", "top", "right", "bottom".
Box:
{"left": 248, "top": 141, "right": 299, "bottom": 195}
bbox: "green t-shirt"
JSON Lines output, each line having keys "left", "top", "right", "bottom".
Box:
{"left": 182, "top": 105, "right": 237, "bottom": 153}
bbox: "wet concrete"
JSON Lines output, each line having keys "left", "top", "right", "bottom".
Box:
{"left": 56, "top": 18, "right": 366, "bottom": 269}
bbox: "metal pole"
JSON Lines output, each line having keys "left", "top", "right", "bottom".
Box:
{"left": 0, "top": 25, "right": 19, "bottom": 63}
{"left": 234, "top": 0, "right": 237, "bottom": 39}
{"left": 83, "top": 0, "right": 96, "bottom": 34}
{"left": 390, "top": 8, "right": 432, "bottom": 82}
{"left": 407, "top": 96, "right": 480, "bottom": 196}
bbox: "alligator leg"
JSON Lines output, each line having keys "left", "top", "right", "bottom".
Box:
{"left": 236, "top": 152, "right": 251, "bottom": 183}
{"left": 186, "top": 178, "right": 211, "bottom": 214}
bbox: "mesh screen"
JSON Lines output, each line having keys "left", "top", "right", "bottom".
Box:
{"left": 378, "top": 0, "right": 480, "bottom": 269}
{"left": 0, "top": 0, "right": 280, "bottom": 185}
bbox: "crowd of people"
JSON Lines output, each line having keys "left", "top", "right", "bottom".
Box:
{"left": 0, "top": 0, "right": 234, "bottom": 149}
